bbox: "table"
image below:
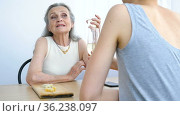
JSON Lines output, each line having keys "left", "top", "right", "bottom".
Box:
{"left": 0, "top": 77, "right": 118, "bottom": 101}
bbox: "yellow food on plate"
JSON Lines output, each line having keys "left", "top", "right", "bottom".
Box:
{"left": 42, "top": 84, "right": 56, "bottom": 92}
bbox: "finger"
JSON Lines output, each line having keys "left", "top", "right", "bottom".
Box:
{"left": 72, "top": 61, "right": 84, "bottom": 73}
{"left": 79, "top": 67, "right": 86, "bottom": 73}
{"left": 95, "top": 14, "right": 101, "bottom": 20}
{"left": 71, "top": 67, "right": 76, "bottom": 74}
{"left": 79, "top": 60, "right": 85, "bottom": 66}
{"left": 74, "top": 67, "right": 85, "bottom": 77}
{"left": 78, "top": 60, "right": 85, "bottom": 66}
{"left": 73, "top": 61, "right": 82, "bottom": 71}
{"left": 88, "top": 25, "right": 94, "bottom": 30}
{"left": 73, "top": 62, "right": 80, "bottom": 69}
{"left": 82, "top": 67, "right": 86, "bottom": 70}
{"left": 78, "top": 62, "right": 86, "bottom": 70}
{"left": 91, "top": 21, "right": 100, "bottom": 28}
{"left": 91, "top": 18, "right": 101, "bottom": 25}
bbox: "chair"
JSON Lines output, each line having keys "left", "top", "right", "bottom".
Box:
{"left": 18, "top": 58, "right": 32, "bottom": 84}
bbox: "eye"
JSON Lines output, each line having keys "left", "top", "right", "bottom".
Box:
{"left": 61, "top": 13, "right": 67, "bottom": 18}
{"left": 50, "top": 15, "right": 57, "bottom": 20}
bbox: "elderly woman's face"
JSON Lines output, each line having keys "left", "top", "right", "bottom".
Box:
{"left": 48, "top": 6, "right": 73, "bottom": 35}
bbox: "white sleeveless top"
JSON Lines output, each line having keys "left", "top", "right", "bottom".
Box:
{"left": 42, "top": 36, "right": 79, "bottom": 75}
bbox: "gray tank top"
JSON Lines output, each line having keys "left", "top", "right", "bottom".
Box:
{"left": 116, "top": 3, "right": 180, "bottom": 100}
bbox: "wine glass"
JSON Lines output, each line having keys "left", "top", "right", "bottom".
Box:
{"left": 86, "top": 19, "right": 99, "bottom": 55}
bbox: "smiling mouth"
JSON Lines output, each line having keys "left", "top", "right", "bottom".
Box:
{"left": 56, "top": 24, "right": 65, "bottom": 27}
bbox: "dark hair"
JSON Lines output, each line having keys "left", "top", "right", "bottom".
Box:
{"left": 42, "top": 3, "right": 80, "bottom": 41}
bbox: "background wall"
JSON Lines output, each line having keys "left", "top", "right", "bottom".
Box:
{"left": 0, "top": 0, "right": 178, "bottom": 85}
{"left": 171, "top": 0, "right": 180, "bottom": 13}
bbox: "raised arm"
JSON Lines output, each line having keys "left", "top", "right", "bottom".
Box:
{"left": 80, "top": 4, "right": 131, "bottom": 101}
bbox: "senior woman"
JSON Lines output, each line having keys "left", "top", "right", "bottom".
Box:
{"left": 26, "top": 3, "right": 101, "bottom": 85}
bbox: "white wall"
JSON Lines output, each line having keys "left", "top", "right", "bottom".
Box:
{"left": 0, "top": 0, "right": 120, "bottom": 85}
{"left": 171, "top": 0, "right": 180, "bottom": 13}
{"left": 158, "top": 0, "right": 180, "bottom": 13}
{"left": 158, "top": 0, "right": 171, "bottom": 9}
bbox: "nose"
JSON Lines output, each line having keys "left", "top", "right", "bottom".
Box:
{"left": 57, "top": 16, "right": 63, "bottom": 22}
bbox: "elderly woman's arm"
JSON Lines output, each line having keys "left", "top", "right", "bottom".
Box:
{"left": 26, "top": 37, "right": 85, "bottom": 85}
{"left": 78, "top": 39, "right": 89, "bottom": 66}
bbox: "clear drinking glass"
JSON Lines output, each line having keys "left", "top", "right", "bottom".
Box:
{"left": 87, "top": 19, "right": 99, "bottom": 55}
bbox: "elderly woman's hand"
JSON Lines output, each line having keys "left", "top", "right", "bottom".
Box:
{"left": 91, "top": 14, "right": 101, "bottom": 29}
{"left": 67, "top": 60, "right": 86, "bottom": 81}
{"left": 87, "top": 15, "right": 101, "bottom": 30}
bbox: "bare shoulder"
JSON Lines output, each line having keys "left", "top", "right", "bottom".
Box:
{"left": 107, "top": 4, "right": 129, "bottom": 22}
{"left": 78, "top": 39, "right": 86, "bottom": 49}
{"left": 109, "top": 4, "right": 127, "bottom": 13}
{"left": 34, "top": 37, "right": 47, "bottom": 54}
{"left": 106, "top": 4, "right": 131, "bottom": 32}
{"left": 169, "top": 9, "right": 180, "bottom": 21}
{"left": 35, "top": 37, "right": 47, "bottom": 46}
{"left": 159, "top": 6, "right": 180, "bottom": 21}
{"left": 105, "top": 4, "right": 131, "bottom": 48}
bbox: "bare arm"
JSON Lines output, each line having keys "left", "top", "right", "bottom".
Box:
{"left": 80, "top": 4, "right": 130, "bottom": 101}
{"left": 78, "top": 39, "right": 89, "bottom": 67}
{"left": 26, "top": 37, "right": 85, "bottom": 85}
{"left": 89, "top": 14, "right": 118, "bottom": 70}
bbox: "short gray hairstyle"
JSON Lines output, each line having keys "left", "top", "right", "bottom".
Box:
{"left": 42, "top": 3, "right": 80, "bottom": 41}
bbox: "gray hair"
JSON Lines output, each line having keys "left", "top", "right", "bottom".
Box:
{"left": 42, "top": 3, "right": 80, "bottom": 41}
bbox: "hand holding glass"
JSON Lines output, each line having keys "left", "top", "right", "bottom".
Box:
{"left": 87, "top": 19, "right": 99, "bottom": 55}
